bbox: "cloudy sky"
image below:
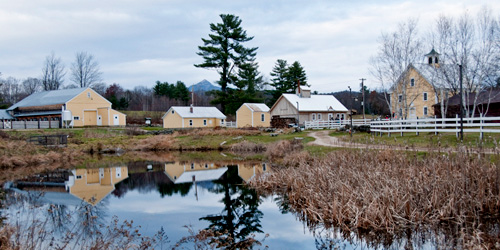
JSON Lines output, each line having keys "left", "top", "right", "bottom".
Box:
{"left": 0, "top": 0, "right": 498, "bottom": 93}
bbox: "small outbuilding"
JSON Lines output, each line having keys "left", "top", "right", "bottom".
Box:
{"left": 162, "top": 105, "right": 226, "bottom": 129}
{"left": 236, "top": 103, "right": 270, "bottom": 128}
{"left": 270, "top": 86, "right": 348, "bottom": 126}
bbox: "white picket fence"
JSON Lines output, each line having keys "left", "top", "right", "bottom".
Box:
{"left": 370, "top": 115, "right": 500, "bottom": 139}
{"left": 224, "top": 121, "right": 237, "bottom": 128}
{"left": 305, "top": 119, "right": 371, "bottom": 129}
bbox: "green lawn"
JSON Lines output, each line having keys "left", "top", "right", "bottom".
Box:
{"left": 329, "top": 130, "right": 500, "bottom": 148}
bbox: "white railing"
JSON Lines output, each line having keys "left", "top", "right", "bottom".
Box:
{"left": 305, "top": 119, "right": 371, "bottom": 129}
{"left": 1, "top": 120, "right": 61, "bottom": 129}
{"left": 224, "top": 121, "right": 237, "bottom": 128}
{"left": 370, "top": 114, "right": 500, "bottom": 139}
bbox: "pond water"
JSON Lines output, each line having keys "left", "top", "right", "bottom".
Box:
{"left": 2, "top": 155, "right": 442, "bottom": 249}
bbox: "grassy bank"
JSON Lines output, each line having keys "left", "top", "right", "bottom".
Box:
{"left": 331, "top": 130, "right": 500, "bottom": 149}
{"left": 249, "top": 148, "right": 500, "bottom": 248}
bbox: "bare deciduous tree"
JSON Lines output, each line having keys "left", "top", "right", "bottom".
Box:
{"left": 22, "top": 77, "right": 42, "bottom": 95}
{"left": 369, "top": 18, "right": 423, "bottom": 118}
{"left": 0, "top": 76, "right": 24, "bottom": 104}
{"left": 431, "top": 7, "right": 500, "bottom": 117}
{"left": 71, "top": 51, "right": 103, "bottom": 88}
{"left": 42, "top": 52, "right": 65, "bottom": 91}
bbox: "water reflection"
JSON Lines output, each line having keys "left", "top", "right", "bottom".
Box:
{"left": 3, "top": 159, "right": 281, "bottom": 249}
{"left": 199, "top": 166, "right": 265, "bottom": 248}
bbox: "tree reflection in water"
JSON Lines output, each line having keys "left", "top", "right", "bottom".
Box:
{"left": 199, "top": 166, "right": 266, "bottom": 249}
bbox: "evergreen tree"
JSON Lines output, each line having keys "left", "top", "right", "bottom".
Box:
{"left": 267, "top": 59, "right": 308, "bottom": 106}
{"left": 287, "top": 61, "right": 308, "bottom": 87}
{"left": 195, "top": 14, "right": 258, "bottom": 113}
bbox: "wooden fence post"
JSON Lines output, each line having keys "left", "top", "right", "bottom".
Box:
{"left": 416, "top": 117, "right": 419, "bottom": 136}
{"left": 480, "top": 113, "right": 484, "bottom": 140}
{"left": 434, "top": 116, "right": 438, "bottom": 135}
{"left": 456, "top": 114, "right": 459, "bottom": 139}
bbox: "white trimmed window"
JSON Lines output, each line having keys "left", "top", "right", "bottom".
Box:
{"left": 312, "top": 114, "right": 316, "bottom": 120}
{"left": 171, "top": 110, "right": 174, "bottom": 114}
{"left": 423, "top": 92, "right": 428, "bottom": 101}
{"left": 73, "top": 116, "right": 80, "bottom": 121}
{"left": 261, "top": 113, "right": 265, "bottom": 122}
{"left": 318, "top": 114, "right": 322, "bottom": 120}
{"left": 189, "top": 120, "right": 193, "bottom": 126}
{"left": 203, "top": 119, "right": 207, "bottom": 126}
{"left": 423, "top": 106, "right": 428, "bottom": 116}
{"left": 410, "top": 78, "right": 415, "bottom": 87}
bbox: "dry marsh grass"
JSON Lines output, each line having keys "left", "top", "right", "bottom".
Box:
{"left": 250, "top": 148, "right": 500, "bottom": 248}
{"left": 131, "top": 134, "right": 177, "bottom": 151}
{"left": 178, "top": 128, "right": 262, "bottom": 137}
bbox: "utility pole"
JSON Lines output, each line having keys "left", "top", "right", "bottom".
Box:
{"left": 348, "top": 86, "right": 353, "bottom": 139}
{"left": 459, "top": 64, "right": 463, "bottom": 142}
{"left": 360, "top": 78, "right": 366, "bottom": 121}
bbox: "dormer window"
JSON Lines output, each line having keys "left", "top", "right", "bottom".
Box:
{"left": 428, "top": 57, "right": 433, "bottom": 64}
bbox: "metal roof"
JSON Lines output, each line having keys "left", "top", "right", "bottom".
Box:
{"left": 173, "top": 167, "right": 228, "bottom": 184}
{"left": 166, "top": 106, "right": 226, "bottom": 119}
{"left": 7, "top": 88, "right": 88, "bottom": 110}
{"left": 280, "top": 94, "right": 348, "bottom": 112}
{"left": 244, "top": 103, "right": 270, "bottom": 112}
{"left": 14, "top": 111, "right": 62, "bottom": 117}
{"left": 0, "top": 109, "right": 13, "bottom": 119}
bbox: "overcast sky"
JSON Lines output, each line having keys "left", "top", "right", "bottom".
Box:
{"left": 0, "top": 0, "right": 498, "bottom": 93}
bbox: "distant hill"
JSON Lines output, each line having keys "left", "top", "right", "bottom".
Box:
{"left": 188, "top": 79, "right": 220, "bottom": 92}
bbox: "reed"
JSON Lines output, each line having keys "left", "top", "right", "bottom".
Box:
{"left": 250, "top": 147, "right": 500, "bottom": 247}
{"left": 230, "top": 141, "right": 266, "bottom": 153}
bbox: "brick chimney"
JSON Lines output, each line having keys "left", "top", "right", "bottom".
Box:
{"left": 296, "top": 80, "right": 301, "bottom": 96}
{"left": 190, "top": 104, "right": 193, "bottom": 113}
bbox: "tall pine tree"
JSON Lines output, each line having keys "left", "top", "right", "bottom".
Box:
{"left": 195, "top": 14, "right": 258, "bottom": 113}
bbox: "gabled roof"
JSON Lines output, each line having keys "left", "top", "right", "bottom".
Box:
{"left": 7, "top": 88, "right": 89, "bottom": 110}
{"left": 412, "top": 63, "right": 455, "bottom": 88}
{"left": 242, "top": 103, "right": 270, "bottom": 112}
{"left": 273, "top": 93, "right": 348, "bottom": 112}
{"left": 164, "top": 106, "right": 226, "bottom": 119}
{"left": 0, "top": 109, "right": 14, "bottom": 119}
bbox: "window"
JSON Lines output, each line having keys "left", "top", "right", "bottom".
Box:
{"left": 428, "top": 57, "right": 433, "bottom": 64}
{"left": 261, "top": 113, "right": 265, "bottom": 122}
{"left": 87, "top": 92, "right": 91, "bottom": 98}
{"left": 423, "top": 106, "right": 428, "bottom": 116}
{"left": 203, "top": 119, "right": 207, "bottom": 126}
{"left": 189, "top": 120, "right": 193, "bottom": 126}
{"left": 435, "top": 57, "right": 439, "bottom": 64}
{"left": 76, "top": 175, "right": 82, "bottom": 180}
{"left": 312, "top": 114, "right": 316, "bottom": 120}
{"left": 318, "top": 114, "right": 322, "bottom": 120}
{"left": 423, "top": 92, "right": 428, "bottom": 101}
{"left": 205, "top": 163, "right": 208, "bottom": 168}
{"left": 262, "top": 163, "right": 267, "bottom": 171}
{"left": 191, "top": 163, "right": 195, "bottom": 169}
{"left": 73, "top": 116, "right": 80, "bottom": 121}
{"left": 221, "top": 119, "right": 224, "bottom": 124}
{"left": 398, "top": 95, "right": 403, "bottom": 103}
{"left": 171, "top": 110, "right": 174, "bottom": 114}
{"left": 410, "top": 78, "right": 415, "bottom": 87}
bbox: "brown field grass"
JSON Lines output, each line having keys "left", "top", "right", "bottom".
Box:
{"left": 176, "top": 127, "right": 263, "bottom": 137}
{"left": 249, "top": 148, "right": 500, "bottom": 248}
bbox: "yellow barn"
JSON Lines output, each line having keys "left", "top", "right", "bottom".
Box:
{"left": 6, "top": 87, "right": 126, "bottom": 127}
{"left": 162, "top": 106, "right": 226, "bottom": 129}
{"left": 66, "top": 167, "right": 129, "bottom": 205}
{"left": 236, "top": 103, "right": 270, "bottom": 128}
